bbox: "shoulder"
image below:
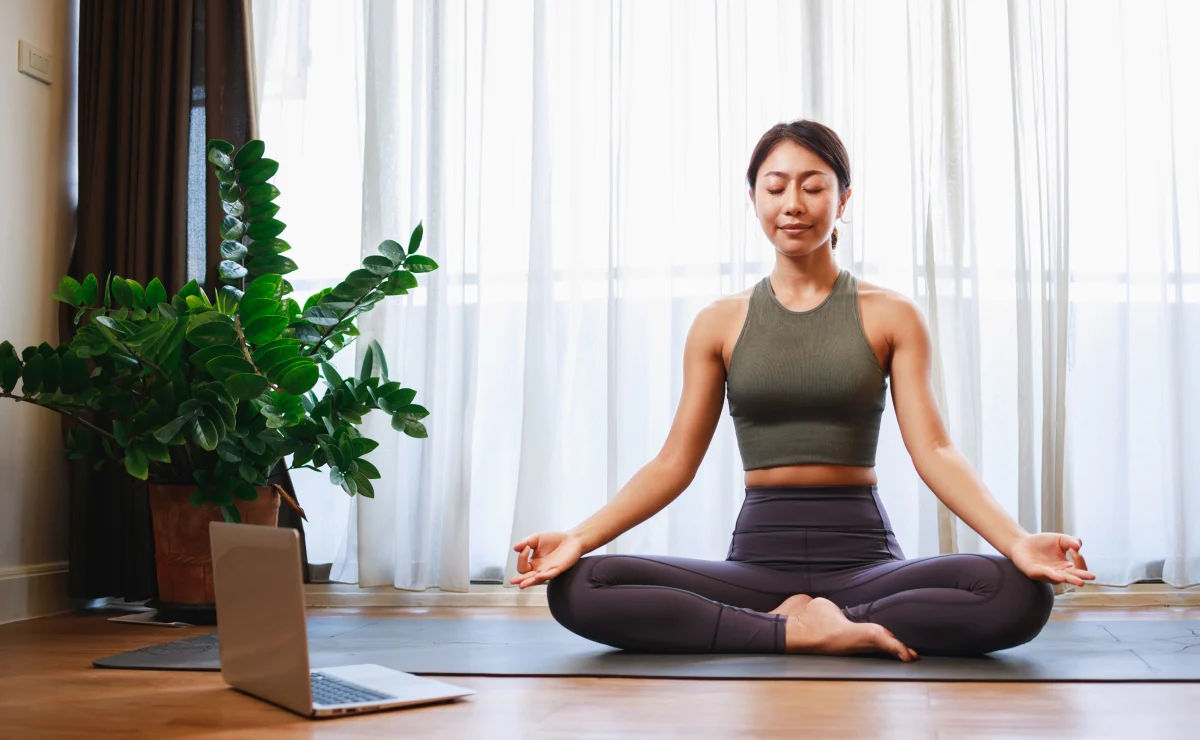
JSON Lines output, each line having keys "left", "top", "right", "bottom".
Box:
{"left": 687, "top": 287, "right": 753, "bottom": 350}
{"left": 856, "top": 278, "right": 929, "bottom": 345}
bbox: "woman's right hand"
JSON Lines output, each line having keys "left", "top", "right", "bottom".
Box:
{"left": 510, "top": 531, "right": 584, "bottom": 589}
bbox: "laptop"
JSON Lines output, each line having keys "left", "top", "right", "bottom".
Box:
{"left": 209, "top": 521, "right": 476, "bottom": 718}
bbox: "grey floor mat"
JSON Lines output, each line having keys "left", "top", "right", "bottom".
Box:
{"left": 93, "top": 618, "right": 1200, "bottom": 681}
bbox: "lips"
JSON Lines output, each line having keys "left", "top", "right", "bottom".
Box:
{"left": 779, "top": 224, "right": 811, "bottom": 231}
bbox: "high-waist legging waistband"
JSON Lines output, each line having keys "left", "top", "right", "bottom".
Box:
{"left": 728, "top": 484, "right": 906, "bottom": 570}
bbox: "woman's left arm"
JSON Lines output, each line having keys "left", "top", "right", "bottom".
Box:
{"left": 886, "top": 293, "right": 1095, "bottom": 586}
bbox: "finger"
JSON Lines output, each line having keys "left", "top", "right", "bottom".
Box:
{"left": 513, "top": 538, "right": 528, "bottom": 552}
{"left": 1071, "top": 548, "right": 1090, "bottom": 573}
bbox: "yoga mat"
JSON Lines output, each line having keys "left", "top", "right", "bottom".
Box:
{"left": 94, "top": 617, "right": 1200, "bottom": 682}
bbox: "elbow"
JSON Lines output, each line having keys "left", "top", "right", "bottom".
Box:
{"left": 653, "top": 453, "right": 699, "bottom": 491}
{"left": 910, "top": 438, "right": 953, "bottom": 474}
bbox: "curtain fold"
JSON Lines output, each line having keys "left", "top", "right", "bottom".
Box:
{"left": 252, "top": 0, "right": 1200, "bottom": 592}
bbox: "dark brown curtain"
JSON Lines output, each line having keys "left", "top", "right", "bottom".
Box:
{"left": 69, "top": 0, "right": 308, "bottom": 601}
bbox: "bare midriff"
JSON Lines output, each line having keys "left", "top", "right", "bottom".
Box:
{"left": 744, "top": 464, "right": 878, "bottom": 488}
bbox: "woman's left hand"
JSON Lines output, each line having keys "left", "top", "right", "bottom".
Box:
{"left": 1010, "top": 533, "right": 1096, "bottom": 587}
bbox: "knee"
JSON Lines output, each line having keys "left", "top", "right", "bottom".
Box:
{"left": 985, "top": 556, "right": 1054, "bottom": 650}
{"left": 544, "top": 555, "right": 597, "bottom": 630}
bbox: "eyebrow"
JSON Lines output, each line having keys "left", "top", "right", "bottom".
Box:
{"left": 762, "top": 169, "right": 828, "bottom": 180}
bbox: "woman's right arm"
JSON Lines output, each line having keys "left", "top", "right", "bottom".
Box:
{"left": 564, "top": 302, "right": 731, "bottom": 554}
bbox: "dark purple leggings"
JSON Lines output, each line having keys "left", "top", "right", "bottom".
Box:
{"left": 545, "top": 485, "right": 1053, "bottom": 656}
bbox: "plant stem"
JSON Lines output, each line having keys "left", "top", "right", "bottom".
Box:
{"left": 0, "top": 391, "right": 118, "bottom": 441}
{"left": 233, "top": 316, "right": 284, "bottom": 393}
{"left": 303, "top": 279, "right": 384, "bottom": 360}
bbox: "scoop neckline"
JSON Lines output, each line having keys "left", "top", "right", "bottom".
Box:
{"left": 763, "top": 270, "right": 847, "bottom": 315}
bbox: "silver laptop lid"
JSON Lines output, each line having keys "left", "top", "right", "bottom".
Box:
{"left": 210, "top": 522, "right": 313, "bottom": 715}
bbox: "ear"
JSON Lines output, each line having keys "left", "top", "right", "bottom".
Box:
{"left": 748, "top": 187, "right": 757, "bottom": 214}
{"left": 837, "top": 187, "right": 853, "bottom": 219}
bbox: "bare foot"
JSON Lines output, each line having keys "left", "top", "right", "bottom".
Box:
{"left": 768, "top": 593, "right": 814, "bottom": 617}
{"left": 783, "top": 597, "right": 918, "bottom": 662}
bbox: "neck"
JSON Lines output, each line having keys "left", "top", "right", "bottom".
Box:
{"left": 769, "top": 246, "right": 841, "bottom": 300}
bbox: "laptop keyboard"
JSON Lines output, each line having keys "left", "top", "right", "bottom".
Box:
{"left": 311, "top": 671, "right": 396, "bottom": 706}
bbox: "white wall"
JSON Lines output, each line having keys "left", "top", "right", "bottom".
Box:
{"left": 0, "top": 0, "right": 77, "bottom": 624}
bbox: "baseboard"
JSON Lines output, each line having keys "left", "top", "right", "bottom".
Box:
{"left": 1055, "top": 583, "right": 1200, "bottom": 607}
{"left": 0, "top": 561, "right": 82, "bottom": 625}
{"left": 305, "top": 582, "right": 1200, "bottom": 609}
{"left": 306, "top": 583, "right": 549, "bottom": 608}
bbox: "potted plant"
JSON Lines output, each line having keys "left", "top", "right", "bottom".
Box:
{"left": 0, "top": 139, "right": 436, "bottom": 622}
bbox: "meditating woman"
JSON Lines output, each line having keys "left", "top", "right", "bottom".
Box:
{"left": 510, "top": 119, "right": 1094, "bottom": 660}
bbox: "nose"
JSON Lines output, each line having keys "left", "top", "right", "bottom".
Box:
{"left": 785, "top": 184, "right": 804, "bottom": 215}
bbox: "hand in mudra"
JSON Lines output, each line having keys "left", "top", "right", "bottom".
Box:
{"left": 1010, "top": 533, "right": 1096, "bottom": 587}
{"left": 510, "top": 531, "right": 584, "bottom": 589}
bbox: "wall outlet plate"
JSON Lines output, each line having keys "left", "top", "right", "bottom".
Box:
{"left": 18, "top": 39, "right": 53, "bottom": 85}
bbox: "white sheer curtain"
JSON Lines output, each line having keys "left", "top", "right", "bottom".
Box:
{"left": 251, "top": 0, "right": 1200, "bottom": 591}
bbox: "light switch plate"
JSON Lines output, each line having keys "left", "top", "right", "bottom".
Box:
{"left": 18, "top": 39, "right": 53, "bottom": 85}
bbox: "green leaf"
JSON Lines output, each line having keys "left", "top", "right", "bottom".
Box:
{"left": 244, "top": 203, "right": 281, "bottom": 225}
{"left": 208, "top": 139, "right": 234, "bottom": 156}
{"left": 238, "top": 157, "right": 278, "bottom": 185}
{"left": 350, "top": 473, "right": 374, "bottom": 498}
{"left": 225, "top": 373, "right": 269, "bottom": 400}
{"left": 219, "top": 260, "right": 248, "bottom": 281}
{"left": 80, "top": 274, "right": 99, "bottom": 305}
{"left": 408, "top": 222, "right": 424, "bottom": 254}
{"left": 216, "top": 166, "right": 238, "bottom": 185}
{"left": 243, "top": 184, "right": 281, "bottom": 207}
{"left": 216, "top": 441, "right": 242, "bottom": 462}
{"left": 248, "top": 238, "right": 292, "bottom": 257}
{"left": 233, "top": 139, "right": 266, "bottom": 169}
{"left": 253, "top": 345, "right": 301, "bottom": 373}
{"left": 387, "top": 269, "right": 419, "bottom": 290}
{"left": 246, "top": 219, "right": 286, "bottom": 241}
{"left": 57, "top": 276, "right": 83, "bottom": 306}
{"left": 302, "top": 306, "right": 340, "bottom": 327}
{"left": 288, "top": 322, "right": 323, "bottom": 344}
{"left": 219, "top": 182, "right": 241, "bottom": 203}
{"left": 140, "top": 438, "right": 173, "bottom": 463}
{"left": 355, "top": 459, "right": 381, "bottom": 479}
{"left": 242, "top": 315, "right": 287, "bottom": 345}
{"left": 185, "top": 313, "right": 238, "bottom": 346}
{"left": 369, "top": 339, "right": 388, "bottom": 380}
{"left": 111, "top": 277, "right": 134, "bottom": 309}
{"left": 360, "top": 343, "right": 374, "bottom": 379}
{"left": 190, "top": 344, "right": 242, "bottom": 369}
{"left": 404, "top": 254, "right": 439, "bottom": 273}
{"left": 379, "top": 239, "right": 405, "bottom": 263}
{"left": 154, "top": 415, "right": 191, "bottom": 444}
{"left": 191, "top": 416, "right": 219, "bottom": 450}
{"left": 232, "top": 479, "right": 259, "bottom": 500}
{"left": 362, "top": 255, "right": 395, "bottom": 275}
{"left": 395, "top": 403, "right": 429, "bottom": 421}
{"left": 398, "top": 419, "right": 428, "bottom": 438}
{"left": 247, "top": 255, "right": 298, "bottom": 277}
{"left": 238, "top": 461, "right": 260, "bottom": 483}
{"left": 145, "top": 277, "right": 167, "bottom": 307}
{"left": 1, "top": 356, "right": 20, "bottom": 392}
{"left": 242, "top": 274, "right": 283, "bottom": 303}
{"left": 330, "top": 280, "right": 372, "bottom": 301}
{"left": 208, "top": 148, "right": 232, "bottom": 170}
{"left": 237, "top": 298, "right": 279, "bottom": 325}
{"left": 124, "top": 446, "right": 149, "bottom": 480}
{"left": 21, "top": 353, "right": 44, "bottom": 394}
{"left": 221, "top": 240, "right": 249, "bottom": 261}
{"left": 220, "top": 216, "right": 246, "bottom": 240}
{"left": 40, "top": 353, "right": 61, "bottom": 393}
{"left": 207, "top": 356, "right": 256, "bottom": 381}
{"left": 221, "top": 505, "right": 243, "bottom": 523}
{"left": 320, "top": 362, "right": 344, "bottom": 389}
{"left": 279, "top": 362, "right": 320, "bottom": 395}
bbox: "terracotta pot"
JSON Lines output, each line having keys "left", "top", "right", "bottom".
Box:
{"left": 147, "top": 484, "right": 281, "bottom": 605}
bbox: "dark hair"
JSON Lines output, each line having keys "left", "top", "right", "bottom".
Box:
{"left": 746, "top": 119, "right": 851, "bottom": 249}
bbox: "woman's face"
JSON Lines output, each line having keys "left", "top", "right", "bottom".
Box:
{"left": 750, "top": 141, "right": 849, "bottom": 256}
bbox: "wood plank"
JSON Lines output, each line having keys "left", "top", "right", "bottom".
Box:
{"left": 0, "top": 606, "right": 1197, "bottom": 739}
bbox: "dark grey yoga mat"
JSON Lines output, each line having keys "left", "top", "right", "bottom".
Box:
{"left": 94, "top": 617, "right": 1200, "bottom": 682}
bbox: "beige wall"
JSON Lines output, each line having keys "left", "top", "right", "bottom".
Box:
{"left": 0, "top": 0, "right": 77, "bottom": 624}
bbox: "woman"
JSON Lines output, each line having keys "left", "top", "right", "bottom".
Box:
{"left": 510, "top": 119, "right": 1094, "bottom": 661}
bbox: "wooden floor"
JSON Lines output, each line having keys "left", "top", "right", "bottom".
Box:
{"left": 0, "top": 605, "right": 1198, "bottom": 740}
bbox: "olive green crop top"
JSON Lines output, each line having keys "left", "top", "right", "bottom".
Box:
{"left": 725, "top": 270, "right": 889, "bottom": 470}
